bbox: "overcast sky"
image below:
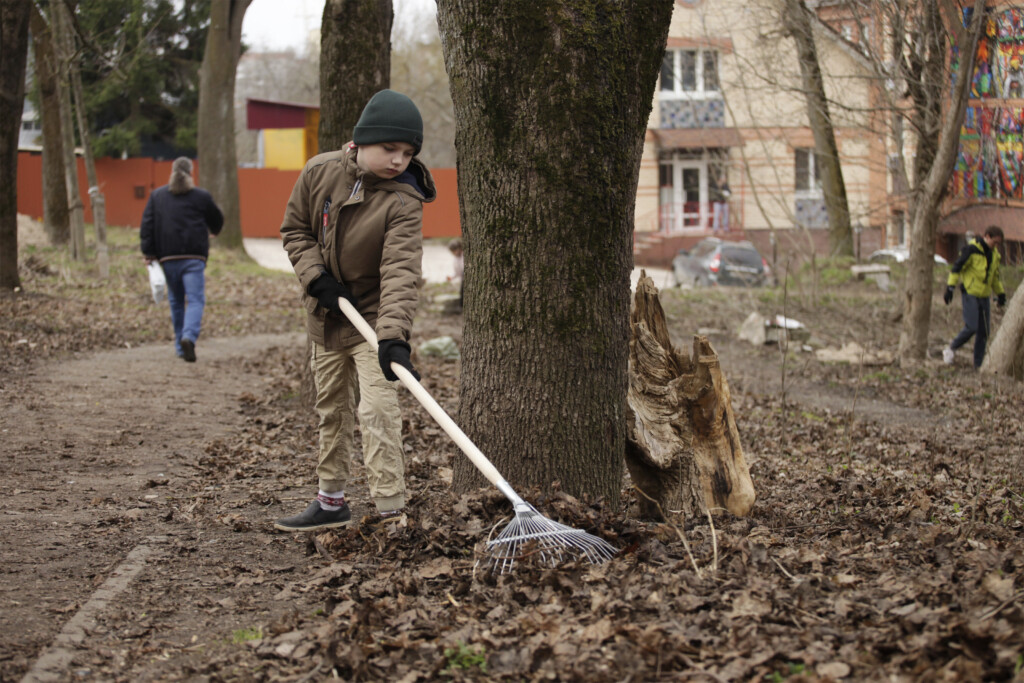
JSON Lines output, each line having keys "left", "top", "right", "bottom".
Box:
{"left": 242, "top": 0, "right": 436, "bottom": 55}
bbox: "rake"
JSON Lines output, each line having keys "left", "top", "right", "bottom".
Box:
{"left": 339, "top": 298, "right": 617, "bottom": 573}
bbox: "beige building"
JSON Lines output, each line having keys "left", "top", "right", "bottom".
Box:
{"left": 634, "top": 0, "right": 888, "bottom": 266}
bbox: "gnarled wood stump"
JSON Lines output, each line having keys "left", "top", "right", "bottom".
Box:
{"left": 625, "top": 273, "right": 756, "bottom": 520}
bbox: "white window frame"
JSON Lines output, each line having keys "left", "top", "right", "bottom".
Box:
{"left": 660, "top": 48, "right": 720, "bottom": 100}
{"left": 794, "top": 147, "right": 823, "bottom": 198}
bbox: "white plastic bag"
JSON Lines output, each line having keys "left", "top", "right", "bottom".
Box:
{"left": 147, "top": 262, "right": 167, "bottom": 304}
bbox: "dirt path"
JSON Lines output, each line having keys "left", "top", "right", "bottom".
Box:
{"left": 0, "top": 333, "right": 347, "bottom": 681}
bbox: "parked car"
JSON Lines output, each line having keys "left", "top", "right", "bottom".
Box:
{"left": 868, "top": 247, "right": 948, "bottom": 265}
{"left": 672, "top": 238, "right": 771, "bottom": 288}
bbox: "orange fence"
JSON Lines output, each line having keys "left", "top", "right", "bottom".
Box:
{"left": 16, "top": 152, "right": 461, "bottom": 239}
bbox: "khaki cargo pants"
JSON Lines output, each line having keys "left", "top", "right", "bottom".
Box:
{"left": 311, "top": 341, "right": 405, "bottom": 513}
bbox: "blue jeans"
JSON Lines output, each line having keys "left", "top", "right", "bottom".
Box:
{"left": 161, "top": 259, "right": 206, "bottom": 355}
{"left": 950, "top": 290, "right": 991, "bottom": 369}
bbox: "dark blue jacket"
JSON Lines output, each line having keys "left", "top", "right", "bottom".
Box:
{"left": 140, "top": 185, "right": 224, "bottom": 262}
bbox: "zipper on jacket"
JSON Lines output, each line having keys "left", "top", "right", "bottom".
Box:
{"left": 321, "top": 197, "right": 331, "bottom": 246}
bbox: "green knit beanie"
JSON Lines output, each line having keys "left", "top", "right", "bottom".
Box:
{"left": 352, "top": 90, "right": 423, "bottom": 153}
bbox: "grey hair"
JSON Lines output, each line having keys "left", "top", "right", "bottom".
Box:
{"left": 169, "top": 157, "right": 194, "bottom": 195}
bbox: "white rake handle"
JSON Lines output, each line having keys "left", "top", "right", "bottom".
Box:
{"left": 338, "top": 297, "right": 523, "bottom": 506}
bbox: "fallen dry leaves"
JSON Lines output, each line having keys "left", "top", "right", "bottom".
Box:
{"left": 2, "top": 230, "right": 1023, "bottom": 681}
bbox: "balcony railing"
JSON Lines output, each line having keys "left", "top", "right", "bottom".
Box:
{"left": 657, "top": 200, "right": 738, "bottom": 234}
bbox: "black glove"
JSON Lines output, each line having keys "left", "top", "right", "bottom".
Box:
{"left": 943, "top": 285, "right": 955, "bottom": 305}
{"left": 997, "top": 293, "right": 1006, "bottom": 308}
{"left": 308, "top": 273, "right": 357, "bottom": 315}
{"left": 378, "top": 339, "right": 420, "bottom": 382}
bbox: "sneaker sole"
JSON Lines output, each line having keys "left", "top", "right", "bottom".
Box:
{"left": 273, "top": 519, "right": 352, "bottom": 532}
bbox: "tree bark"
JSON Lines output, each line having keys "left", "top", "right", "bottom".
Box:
{"left": 29, "top": 5, "right": 70, "bottom": 246}
{"left": 197, "top": 0, "right": 252, "bottom": 251}
{"left": 51, "top": 0, "right": 86, "bottom": 261}
{"left": 625, "top": 274, "right": 755, "bottom": 520}
{"left": 782, "top": 0, "right": 852, "bottom": 258}
{"left": 440, "top": 0, "right": 673, "bottom": 506}
{"left": 898, "top": 0, "right": 985, "bottom": 363}
{"left": 982, "top": 288, "right": 1024, "bottom": 381}
{"left": 318, "top": 0, "right": 392, "bottom": 151}
{"left": 0, "top": 0, "right": 32, "bottom": 290}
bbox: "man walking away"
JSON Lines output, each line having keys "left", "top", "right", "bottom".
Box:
{"left": 140, "top": 157, "right": 224, "bottom": 362}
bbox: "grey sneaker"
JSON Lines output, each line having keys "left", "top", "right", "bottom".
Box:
{"left": 181, "top": 339, "right": 196, "bottom": 363}
{"left": 274, "top": 500, "right": 351, "bottom": 532}
{"left": 942, "top": 348, "right": 955, "bottom": 365}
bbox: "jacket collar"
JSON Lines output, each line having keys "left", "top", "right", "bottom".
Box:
{"left": 343, "top": 145, "right": 436, "bottom": 203}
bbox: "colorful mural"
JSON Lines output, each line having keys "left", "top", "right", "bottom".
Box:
{"left": 953, "top": 7, "right": 1024, "bottom": 200}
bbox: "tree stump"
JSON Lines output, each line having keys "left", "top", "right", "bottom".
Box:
{"left": 625, "top": 273, "right": 756, "bottom": 520}
{"left": 982, "top": 288, "right": 1024, "bottom": 381}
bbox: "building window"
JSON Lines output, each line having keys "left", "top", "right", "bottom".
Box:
{"left": 795, "top": 148, "right": 822, "bottom": 195}
{"left": 660, "top": 49, "right": 719, "bottom": 98}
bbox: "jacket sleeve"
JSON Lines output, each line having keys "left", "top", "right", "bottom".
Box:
{"left": 280, "top": 167, "right": 326, "bottom": 292}
{"left": 993, "top": 256, "right": 1005, "bottom": 296}
{"left": 140, "top": 194, "right": 157, "bottom": 259}
{"left": 204, "top": 193, "right": 224, "bottom": 236}
{"left": 376, "top": 199, "right": 423, "bottom": 342}
{"left": 946, "top": 244, "right": 974, "bottom": 286}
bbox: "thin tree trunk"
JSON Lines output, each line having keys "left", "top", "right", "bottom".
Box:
{"left": 65, "top": 17, "right": 108, "bottom": 277}
{"left": 197, "top": 0, "right": 252, "bottom": 251}
{"left": 440, "top": 0, "right": 674, "bottom": 505}
{"left": 318, "top": 0, "right": 392, "bottom": 151}
{"left": 898, "top": 0, "right": 985, "bottom": 363}
{"left": 29, "top": 5, "right": 70, "bottom": 246}
{"left": 981, "top": 288, "right": 1024, "bottom": 380}
{"left": 782, "top": 0, "right": 852, "bottom": 258}
{"left": 0, "top": 0, "right": 32, "bottom": 290}
{"left": 52, "top": 0, "right": 86, "bottom": 261}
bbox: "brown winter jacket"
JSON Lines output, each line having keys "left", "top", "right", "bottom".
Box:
{"left": 280, "top": 143, "right": 436, "bottom": 349}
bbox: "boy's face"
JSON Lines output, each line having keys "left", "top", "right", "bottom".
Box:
{"left": 983, "top": 233, "right": 1003, "bottom": 249}
{"left": 356, "top": 142, "right": 415, "bottom": 179}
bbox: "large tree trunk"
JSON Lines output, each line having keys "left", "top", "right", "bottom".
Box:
{"left": 0, "top": 0, "right": 31, "bottom": 290}
{"left": 29, "top": 5, "right": 69, "bottom": 246}
{"left": 51, "top": 1, "right": 86, "bottom": 261}
{"left": 898, "top": 0, "right": 985, "bottom": 363}
{"left": 318, "top": 0, "right": 392, "bottom": 151}
{"left": 303, "top": 0, "right": 393, "bottom": 409}
{"left": 626, "top": 274, "right": 755, "bottom": 520}
{"left": 982, "top": 288, "right": 1024, "bottom": 381}
{"left": 197, "top": 0, "right": 251, "bottom": 251}
{"left": 782, "top": 0, "right": 852, "bottom": 258}
{"left": 440, "top": 0, "right": 673, "bottom": 505}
